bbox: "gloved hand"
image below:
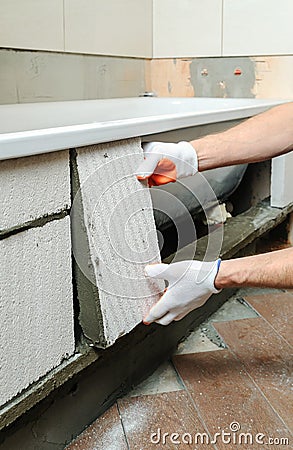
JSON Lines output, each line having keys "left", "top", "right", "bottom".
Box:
{"left": 136, "top": 141, "right": 198, "bottom": 187}
{"left": 143, "top": 259, "right": 221, "bottom": 325}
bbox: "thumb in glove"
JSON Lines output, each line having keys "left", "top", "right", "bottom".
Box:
{"left": 143, "top": 260, "right": 221, "bottom": 326}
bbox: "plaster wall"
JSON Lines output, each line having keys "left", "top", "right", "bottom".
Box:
{"left": 0, "top": 50, "right": 146, "bottom": 105}
{"left": 2, "top": 50, "right": 291, "bottom": 106}
{"left": 0, "top": 216, "right": 74, "bottom": 406}
{"left": 0, "top": 150, "right": 70, "bottom": 233}
{"left": 146, "top": 56, "right": 293, "bottom": 99}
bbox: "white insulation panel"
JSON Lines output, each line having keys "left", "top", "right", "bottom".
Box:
{"left": 74, "top": 138, "right": 164, "bottom": 347}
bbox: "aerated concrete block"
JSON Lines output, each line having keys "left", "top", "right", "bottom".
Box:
{"left": 0, "top": 150, "right": 70, "bottom": 233}
{"left": 0, "top": 216, "right": 74, "bottom": 407}
{"left": 271, "top": 152, "right": 293, "bottom": 207}
{"left": 72, "top": 138, "right": 163, "bottom": 348}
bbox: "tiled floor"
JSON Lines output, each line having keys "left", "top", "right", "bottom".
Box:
{"left": 66, "top": 289, "right": 292, "bottom": 449}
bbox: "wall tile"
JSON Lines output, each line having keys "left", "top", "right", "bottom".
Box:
{"left": 0, "top": 0, "right": 64, "bottom": 51}
{"left": 64, "top": 0, "right": 152, "bottom": 58}
{"left": 223, "top": 0, "right": 293, "bottom": 56}
{"left": 153, "top": 0, "right": 222, "bottom": 58}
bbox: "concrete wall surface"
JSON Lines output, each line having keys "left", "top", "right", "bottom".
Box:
{"left": 0, "top": 216, "right": 74, "bottom": 406}
{"left": 0, "top": 50, "right": 146, "bottom": 105}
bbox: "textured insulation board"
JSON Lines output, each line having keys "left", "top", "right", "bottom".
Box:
{"left": 72, "top": 138, "right": 164, "bottom": 348}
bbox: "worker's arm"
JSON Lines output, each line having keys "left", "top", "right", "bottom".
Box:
{"left": 215, "top": 247, "right": 293, "bottom": 290}
{"left": 143, "top": 247, "right": 293, "bottom": 326}
{"left": 193, "top": 102, "right": 293, "bottom": 171}
{"left": 136, "top": 102, "right": 293, "bottom": 186}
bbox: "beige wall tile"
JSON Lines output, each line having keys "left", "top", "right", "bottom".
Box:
{"left": 64, "top": 0, "right": 152, "bottom": 58}
{"left": 0, "top": 0, "right": 64, "bottom": 51}
{"left": 223, "top": 0, "right": 293, "bottom": 56}
{"left": 153, "top": 0, "right": 222, "bottom": 58}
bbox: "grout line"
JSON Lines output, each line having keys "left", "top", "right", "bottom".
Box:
{"left": 63, "top": 0, "right": 66, "bottom": 51}
{"left": 237, "top": 296, "right": 261, "bottom": 315}
{"left": 116, "top": 401, "right": 131, "bottom": 450}
{"left": 221, "top": 0, "right": 224, "bottom": 56}
{"left": 168, "top": 358, "right": 186, "bottom": 391}
{"left": 0, "top": 209, "right": 70, "bottom": 240}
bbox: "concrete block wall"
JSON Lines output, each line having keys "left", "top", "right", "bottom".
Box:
{"left": 0, "top": 150, "right": 70, "bottom": 232}
{"left": 0, "top": 150, "right": 74, "bottom": 407}
{"left": 72, "top": 139, "right": 164, "bottom": 347}
{"left": 0, "top": 139, "right": 165, "bottom": 410}
{"left": 0, "top": 217, "right": 74, "bottom": 406}
{"left": 271, "top": 152, "right": 293, "bottom": 208}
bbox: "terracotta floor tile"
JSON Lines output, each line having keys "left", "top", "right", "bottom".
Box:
{"left": 214, "top": 318, "right": 293, "bottom": 430}
{"left": 244, "top": 293, "right": 293, "bottom": 346}
{"left": 65, "top": 404, "right": 127, "bottom": 450}
{"left": 173, "top": 350, "right": 291, "bottom": 450}
{"left": 118, "top": 391, "right": 212, "bottom": 449}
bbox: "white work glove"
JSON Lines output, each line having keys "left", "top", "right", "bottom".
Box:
{"left": 143, "top": 259, "right": 221, "bottom": 325}
{"left": 136, "top": 141, "right": 198, "bottom": 187}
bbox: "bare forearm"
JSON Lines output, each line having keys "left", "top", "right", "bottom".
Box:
{"left": 215, "top": 247, "right": 293, "bottom": 290}
{"left": 191, "top": 102, "right": 293, "bottom": 171}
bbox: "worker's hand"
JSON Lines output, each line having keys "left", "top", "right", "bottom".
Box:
{"left": 136, "top": 141, "right": 198, "bottom": 187}
{"left": 143, "top": 259, "right": 221, "bottom": 325}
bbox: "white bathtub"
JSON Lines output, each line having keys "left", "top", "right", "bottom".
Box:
{"left": 0, "top": 97, "right": 286, "bottom": 160}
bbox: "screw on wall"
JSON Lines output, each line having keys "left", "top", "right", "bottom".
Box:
{"left": 234, "top": 68, "right": 242, "bottom": 76}
{"left": 201, "top": 68, "right": 209, "bottom": 76}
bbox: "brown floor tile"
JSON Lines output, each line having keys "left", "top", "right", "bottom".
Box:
{"left": 244, "top": 293, "right": 293, "bottom": 346}
{"left": 214, "top": 318, "right": 293, "bottom": 430}
{"left": 118, "top": 391, "right": 212, "bottom": 449}
{"left": 65, "top": 403, "right": 127, "bottom": 450}
{"left": 174, "top": 350, "right": 290, "bottom": 449}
